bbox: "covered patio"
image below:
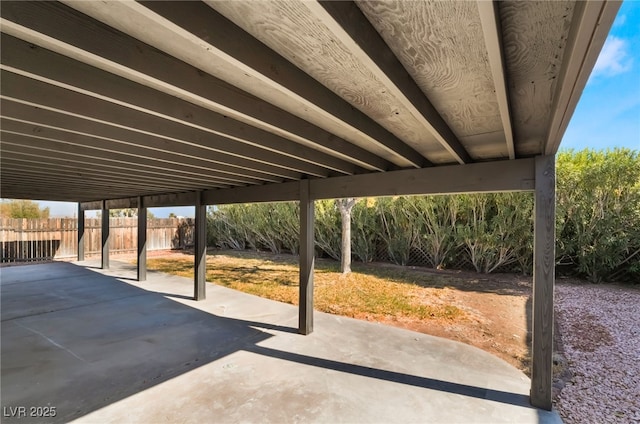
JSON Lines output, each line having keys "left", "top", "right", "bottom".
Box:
{"left": 0, "top": 0, "right": 620, "bottom": 416}
{"left": 2, "top": 260, "right": 561, "bottom": 423}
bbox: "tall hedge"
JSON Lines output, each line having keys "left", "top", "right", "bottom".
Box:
{"left": 207, "top": 149, "right": 639, "bottom": 283}
{"left": 556, "top": 149, "right": 639, "bottom": 282}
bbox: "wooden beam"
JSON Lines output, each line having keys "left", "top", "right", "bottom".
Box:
{"left": 299, "top": 180, "right": 315, "bottom": 335}
{"left": 107, "top": 198, "right": 138, "bottom": 210}
{"left": 84, "top": 192, "right": 197, "bottom": 210}
{"left": 137, "top": 196, "right": 147, "bottom": 282}
{"left": 80, "top": 201, "right": 103, "bottom": 211}
{"left": 72, "top": 0, "right": 424, "bottom": 167}
{"left": 310, "top": 158, "right": 535, "bottom": 200}
{"left": 0, "top": 35, "right": 361, "bottom": 176}
{"left": 0, "top": 115, "right": 269, "bottom": 185}
{"left": 77, "top": 203, "right": 85, "bottom": 261}
{"left": 544, "top": 1, "right": 621, "bottom": 155}
{"left": 477, "top": 1, "right": 515, "bottom": 160}
{"left": 144, "top": 192, "right": 197, "bottom": 209}
{"left": 194, "top": 192, "right": 206, "bottom": 301}
{"left": 1, "top": 72, "right": 315, "bottom": 179}
{"left": 1, "top": 1, "right": 390, "bottom": 172}
{"left": 0, "top": 140, "right": 236, "bottom": 188}
{"left": 531, "top": 155, "right": 556, "bottom": 410}
{"left": 101, "top": 200, "right": 109, "bottom": 269}
{"left": 201, "top": 159, "right": 535, "bottom": 206}
{"left": 0, "top": 161, "right": 191, "bottom": 194}
{"left": 203, "top": 181, "right": 300, "bottom": 206}
{"left": 311, "top": 1, "right": 469, "bottom": 164}
{"left": 0, "top": 158, "right": 190, "bottom": 190}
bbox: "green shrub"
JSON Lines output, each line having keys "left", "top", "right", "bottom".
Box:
{"left": 351, "top": 199, "right": 378, "bottom": 263}
{"left": 376, "top": 197, "right": 417, "bottom": 266}
{"left": 204, "top": 149, "right": 639, "bottom": 283}
{"left": 314, "top": 200, "right": 341, "bottom": 260}
{"left": 556, "top": 148, "right": 640, "bottom": 282}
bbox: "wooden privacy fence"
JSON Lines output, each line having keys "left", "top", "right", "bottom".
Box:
{"left": 0, "top": 217, "right": 194, "bottom": 263}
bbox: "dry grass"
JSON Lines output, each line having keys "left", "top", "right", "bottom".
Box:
{"left": 146, "top": 250, "right": 464, "bottom": 322}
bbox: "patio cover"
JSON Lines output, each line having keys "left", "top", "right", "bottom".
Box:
{"left": 0, "top": 0, "right": 620, "bottom": 410}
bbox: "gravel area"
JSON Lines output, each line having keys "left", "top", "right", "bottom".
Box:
{"left": 554, "top": 282, "right": 640, "bottom": 423}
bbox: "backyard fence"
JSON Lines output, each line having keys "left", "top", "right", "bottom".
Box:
{"left": 0, "top": 217, "right": 194, "bottom": 263}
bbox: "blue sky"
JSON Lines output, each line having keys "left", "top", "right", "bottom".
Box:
{"left": 12, "top": 2, "right": 640, "bottom": 218}
{"left": 561, "top": 0, "right": 640, "bottom": 151}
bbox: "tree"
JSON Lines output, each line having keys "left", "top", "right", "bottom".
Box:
{"left": 336, "top": 198, "right": 356, "bottom": 274}
{"left": 0, "top": 199, "right": 50, "bottom": 219}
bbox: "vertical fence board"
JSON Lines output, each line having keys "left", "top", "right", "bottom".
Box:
{"left": 0, "top": 217, "right": 192, "bottom": 263}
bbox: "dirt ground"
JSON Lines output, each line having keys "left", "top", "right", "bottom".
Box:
{"left": 362, "top": 264, "right": 533, "bottom": 375}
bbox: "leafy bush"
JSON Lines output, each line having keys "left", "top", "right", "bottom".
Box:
{"left": 314, "top": 200, "right": 341, "bottom": 260}
{"left": 351, "top": 199, "right": 378, "bottom": 263}
{"left": 205, "top": 149, "right": 639, "bottom": 283}
{"left": 556, "top": 149, "right": 639, "bottom": 282}
{"left": 410, "top": 196, "right": 459, "bottom": 269}
{"left": 376, "top": 197, "right": 417, "bottom": 266}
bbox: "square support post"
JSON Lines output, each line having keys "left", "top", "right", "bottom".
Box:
{"left": 77, "top": 203, "right": 85, "bottom": 261}
{"left": 194, "top": 191, "right": 206, "bottom": 301}
{"left": 299, "top": 180, "right": 315, "bottom": 335}
{"left": 137, "top": 197, "right": 147, "bottom": 282}
{"left": 101, "top": 200, "right": 110, "bottom": 269}
{"left": 531, "top": 155, "right": 556, "bottom": 410}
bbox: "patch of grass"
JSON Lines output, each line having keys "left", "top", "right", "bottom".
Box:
{"left": 145, "top": 251, "right": 464, "bottom": 322}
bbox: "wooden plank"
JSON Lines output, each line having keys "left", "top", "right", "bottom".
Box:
{"left": 0, "top": 35, "right": 361, "bottom": 176}
{"left": 203, "top": 181, "right": 300, "bottom": 206}
{"left": 531, "top": 155, "right": 556, "bottom": 410}
{"left": 477, "top": 0, "right": 515, "bottom": 160}
{"left": 80, "top": 201, "right": 102, "bottom": 212}
{"left": 93, "top": 1, "right": 426, "bottom": 168}
{"left": 356, "top": 1, "right": 504, "bottom": 159}
{"left": 311, "top": 158, "right": 535, "bottom": 200}
{"left": 106, "top": 198, "right": 138, "bottom": 210}
{"left": 1, "top": 73, "right": 312, "bottom": 179}
{"left": 0, "top": 143, "right": 240, "bottom": 187}
{"left": 101, "top": 200, "right": 109, "bottom": 269}
{"left": 298, "top": 180, "right": 315, "bottom": 335}
{"left": 194, "top": 192, "right": 206, "bottom": 301}
{"left": 144, "top": 192, "right": 196, "bottom": 208}
{"left": 498, "top": 1, "right": 575, "bottom": 157}
{"left": 0, "top": 166, "right": 185, "bottom": 193}
{"left": 312, "top": 1, "right": 469, "bottom": 164}
{"left": 76, "top": 159, "right": 535, "bottom": 209}
{"left": 137, "top": 197, "right": 147, "bottom": 282}
{"left": 1, "top": 1, "right": 390, "bottom": 172}
{"left": 544, "top": 1, "right": 621, "bottom": 155}
{"left": 0, "top": 125, "right": 254, "bottom": 187}
{"left": 77, "top": 204, "right": 85, "bottom": 261}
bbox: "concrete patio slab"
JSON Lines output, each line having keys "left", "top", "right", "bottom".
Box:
{"left": 1, "top": 261, "right": 562, "bottom": 423}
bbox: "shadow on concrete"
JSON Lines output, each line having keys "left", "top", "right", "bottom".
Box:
{"left": 1, "top": 262, "right": 272, "bottom": 422}
{"left": 1, "top": 262, "right": 547, "bottom": 423}
{"left": 246, "top": 345, "right": 535, "bottom": 409}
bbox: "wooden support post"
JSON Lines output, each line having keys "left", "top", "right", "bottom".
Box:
{"left": 101, "top": 200, "right": 110, "bottom": 269}
{"left": 299, "top": 180, "right": 315, "bottom": 335}
{"left": 137, "top": 196, "right": 147, "bottom": 281}
{"left": 77, "top": 203, "right": 85, "bottom": 261}
{"left": 531, "top": 155, "right": 556, "bottom": 410}
{"left": 194, "top": 191, "right": 206, "bottom": 301}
